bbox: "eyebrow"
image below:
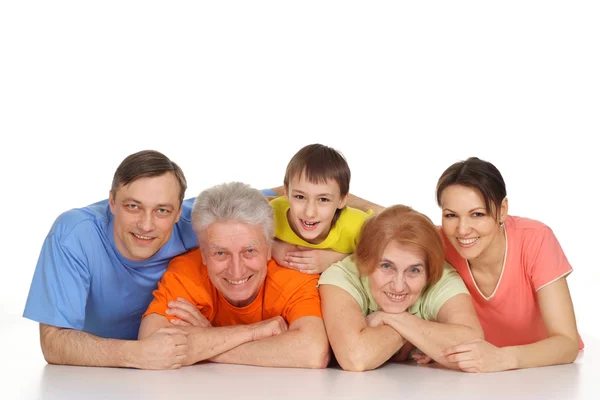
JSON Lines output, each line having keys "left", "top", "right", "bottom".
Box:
{"left": 381, "top": 258, "right": 424, "bottom": 269}
{"left": 121, "top": 197, "right": 175, "bottom": 209}
{"left": 443, "top": 207, "right": 486, "bottom": 213}
{"left": 291, "top": 189, "right": 333, "bottom": 197}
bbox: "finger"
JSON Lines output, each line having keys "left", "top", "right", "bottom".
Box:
{"left": 414, "top": 355, "right": 433, "bottom": 364}
{"left": 398, "top": 345, "right": 414, "bottom": 361}
{"left": 286, "top": 255, "right": 312, "bottom": 264}
{"left": 168, "top": 299, "right": 197, "bottom": 314}
{"left": 172, "top": 334, "right": 189, "bottom": 345}
{"left": 158, "top": 327, "right": 190, "bottom": 336}
{"left": 170, "top": 318, "right": 192, "bottom": 327}
{"left": 175, "top": 344, "right": 189, "bottom": 354}
{"left": 445, "top": 351, "right": 474, "bottom": 364}
{"left": 442, "top": 343, "right": 474, "bottom": 357}
{"left": 457, "top": 360, "right": 479, "bottom": 372}
{"left": 170, "top": 364, "right": 182, "bottom": 370}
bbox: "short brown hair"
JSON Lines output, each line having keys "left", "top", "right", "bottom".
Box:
{"left": 283, "top": 144, "right": 351, "bottom": 196}
{"left": 355, "top": 205, "right": 445, "bottom": 286}
{"left": 110, "top": 150, "right": 187, "bottom": 206}
{"left": 436, "top": 157, "right": 506, "bottom": 219}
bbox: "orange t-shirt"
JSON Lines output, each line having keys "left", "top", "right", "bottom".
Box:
{"left": 443, "top": 216, "right": 583, "bottom": 349}
{"left": 143, "top": 248, "right": 322, "bottom": 326}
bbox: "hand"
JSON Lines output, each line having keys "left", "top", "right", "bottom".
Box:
{"left": 136, "top": 327, "right": 189, "bottom": 370}
{"left": 285, "top": 246, "right": 348, "bottom": 274}
{"left": 249, "top": 316, "right": 288, "bottom": 341}
{"left": 365, "top": 310, "right": 389, "bottom": 328}
{"left": 166, "top": 297, "right": 211, "bottom": 328}
{"left": 441, "top": 339, "right": 513, "bottom": 373}
{"left": 271, "top": 239, "right": 298, "bottom": 269}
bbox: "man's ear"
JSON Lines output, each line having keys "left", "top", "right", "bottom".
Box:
{"left": 108, "top": 191, "right": 116, "bottom": 213}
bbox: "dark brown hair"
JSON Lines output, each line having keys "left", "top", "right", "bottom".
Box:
{"left": 436, "top": 157, "right": 506, "bottom": 219}
{"left": 110, "top": 150, "right": 187, "bottom": 206}
{"left": 355, "top": 205, "right": 445, "bottom": 286}
{"left": 283, "top": 144, "right": 351, "bottom": 196}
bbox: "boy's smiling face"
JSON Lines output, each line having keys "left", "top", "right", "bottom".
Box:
{"left": 285, "top": 173, "right": 348, "bottom": 244}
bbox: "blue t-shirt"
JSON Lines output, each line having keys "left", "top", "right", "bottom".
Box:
{"left": 23, "top": 198, "right": 198, "bottom": 340}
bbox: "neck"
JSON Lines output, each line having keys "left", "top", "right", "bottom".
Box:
{"left": 468, "top": 225, "right": 506, "bottom": 273}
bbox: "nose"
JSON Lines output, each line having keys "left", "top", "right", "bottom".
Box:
{"left": 390, "top": 272, "right": 406, "bottom": 292}
{"left": 229, "top": 255, "right": 244, "bottom": 278}
{"left": 137, "top": 211, "right": 155, "bottom": 233}
{"left": 457, "top": 217, "right": 470, "bottom": 236}
{"left": 304, "top": 200, "right": 317, "bottom": 219}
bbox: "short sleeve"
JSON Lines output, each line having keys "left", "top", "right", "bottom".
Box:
{"left": 419, "top": 263, "right": 469, "bottom": 321}
{"left": 525, "top": 226, "right": 573, "bottom": 291}
{"left": 281, "top": 275, "right": 322, "bottom": 325}
{"left": 23, "top": 233, "right": 91, "bottom": 330}
{"left": 143, "top": 257, "right": 211, "bottom": 319}
{"left": 318, "top": 256, "right": 369, "bottom": 315}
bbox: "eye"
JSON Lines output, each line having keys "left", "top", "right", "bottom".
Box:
{"left": 443, "top": 213, "right": 456, "bottom": 218}
{"left": 246, "top": 248, "right": 255, "bottom": 254}
{"left": 379, "top": 262, "right": 392, "bottom": 270}
{"left": 318, "top": 197, "right": 331, "bottom": 202}
{"left": 472, "top": 212, "right": 485, "bottom": 217}
{"left": 156, "top": 208, "right": 170, "bottom": 215}
{"left": 127, "top": 204, "right": 139, "bottom": 211}
{"left": 409, "top": 267, "right": 423, "bottom": 274}
{"left": 294, "top": 195, "right": 305, "bottom": 200}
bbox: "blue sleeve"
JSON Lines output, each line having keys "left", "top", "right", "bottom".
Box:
{"left": 23, "top": 232, "right": 91, "bottom": 330}
{"left": 261, "top": 189, "right": 277, "bottom": 197}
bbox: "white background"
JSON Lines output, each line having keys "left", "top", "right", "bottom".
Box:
{"left": 1, "top": 0, "right": 598, "bottom": 377}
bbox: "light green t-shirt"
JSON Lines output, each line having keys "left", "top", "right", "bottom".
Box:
{"left": 318, "top": 255, "right": 469, "bottom": 321}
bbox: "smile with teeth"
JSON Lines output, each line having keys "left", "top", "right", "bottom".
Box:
{"left": 384, "top": 291, "right": 407, "bottom": 301}
{"left": 301, "top": 219, "right": 319, "bottom": 227}
{"left": 457, "top": 237, "right": 479, "bottom": 245}
{"left": 225, "top": 276, "right": 251, "bottom": 285}
{"left": 133, "top": 233, "right": 153, "bottom": 240}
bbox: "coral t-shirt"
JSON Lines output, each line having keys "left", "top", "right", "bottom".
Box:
{"left": 443, "top": 216, "right": 583, "bottom": 349}
{"left": 144, "top": 249, "right": 322, "bottom": 326}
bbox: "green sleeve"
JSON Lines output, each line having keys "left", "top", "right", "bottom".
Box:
{"left": 419, "top": 262, "right": 469, "bottom": 321}
{"left": 318, "top": 256, "right": 369, "bottom": 316}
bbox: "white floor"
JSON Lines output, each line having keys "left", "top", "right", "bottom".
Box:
{"left": 5, "top": 314, "right": 598, "bottom": 400}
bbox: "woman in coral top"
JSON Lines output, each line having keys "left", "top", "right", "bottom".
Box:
{"left": 435, "top": 157, "right": 583, "bottom": 372}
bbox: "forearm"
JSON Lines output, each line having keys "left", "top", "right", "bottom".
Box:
{"left": 385, "top": 313, "right": 483, "bottom": 369}
{"left": 504, "top": 335, "right": 580, "bottom": 370}
{"left": 184, "top": 325, "right": 256, "bottom": 364}
{"left": 333, "top": 325, "right": 405, "bottom": 372}
{"left": 346, "top": 193, "right": 384, "bottom": 214}
{"left": 40, "top": 324, "right": 137, "bottom": 368}
{"left": 210, "top": 320, "right": 329, "bottom": 369}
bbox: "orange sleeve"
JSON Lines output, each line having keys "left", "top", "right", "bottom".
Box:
{"left": 281, "top": 274, "right": 322, "bottom": 325}
{"left": 143, "top": 249, "right": 214, "bottom": 320}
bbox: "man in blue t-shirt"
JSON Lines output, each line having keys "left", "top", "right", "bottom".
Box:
{"left": 23, "top": 150, "right": 199, "bottom": 369}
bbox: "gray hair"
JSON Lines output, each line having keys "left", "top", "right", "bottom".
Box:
{"left": 191, "top": 182, "right": 274, "bottom": 246}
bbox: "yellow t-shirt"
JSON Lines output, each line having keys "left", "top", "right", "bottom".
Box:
{"left": 318, "top": 255, "right": 469, "bottom": 320}
{"left": 270, "top": 196, "right": 372, "bottom": 254}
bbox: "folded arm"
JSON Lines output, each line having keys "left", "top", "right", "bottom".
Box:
{"left": 505, "top": 277, "right": 580, "bottom": 369}
{"left": 209, "top": 316, "right": 329, "bottom": 368}
{"left": 442, "top": 278, "right": 580, "bottom": 372}
{"left": 319, "top": 285, "right": 405, "bottom": 372}
{"left": 40, "top": 323, "right": 188, "bottom": 369}
{"left": 138, "top": 313, "right": 257, "bottom": 366}
{"left": 375, "top": 293, "right": 483, "bottom": 369}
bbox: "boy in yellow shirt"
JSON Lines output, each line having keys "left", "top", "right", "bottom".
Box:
{"left": 270, "top": 144, "right": 374, "bottom": 274}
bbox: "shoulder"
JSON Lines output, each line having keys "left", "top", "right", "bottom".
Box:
{"left": 50, "top": 200, "right": 111, "bottom": 243}
{"left": 266, "top": 260, "right": 319, "bottom": 292}
{"left": 339, "top": 206, "right": 370, "bottom": 222}
{"left": 506, "top": 215, "right": 556, "bottom": 245}
{"left": 269, "top": 196, "right": 289, "bottom": 213}
{"left": 318, "top": 255, "right": 362, "bottom": 287}
{"left": 167, "top": 248, "right": 205, "bottom": 273}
